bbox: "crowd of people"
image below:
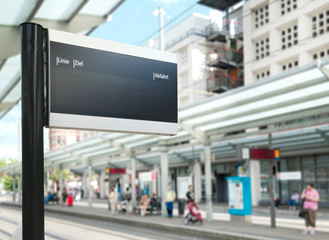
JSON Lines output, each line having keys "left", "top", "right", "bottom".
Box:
{"left": 45, "top": 181, "right": 321, "bottom": 235}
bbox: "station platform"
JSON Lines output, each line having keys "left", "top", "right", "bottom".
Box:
{"left": 1, "top": 200, "right": 328, "bottom": 240}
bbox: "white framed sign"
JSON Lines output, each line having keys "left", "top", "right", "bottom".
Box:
{"left": 277, "top": 171, "right": 301, "bottom": 181}
{"left": 228, "top": 179, "right": 244, "bottom": 210}
{"left": 47, "top": 29, "right": 177, "bottom": 136}
{"left": 177, "top": 176, "right": 192, "bottom": 199}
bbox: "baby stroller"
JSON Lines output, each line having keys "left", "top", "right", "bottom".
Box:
{"left": 118, "top": 199, "right": 128, "bottom": 214}
{"left": 184, "top": 201, "right": 203, "bottom": 225}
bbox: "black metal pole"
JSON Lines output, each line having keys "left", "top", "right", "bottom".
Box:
{"left": 20, "top": 22, "right": 45, "bottom": 240}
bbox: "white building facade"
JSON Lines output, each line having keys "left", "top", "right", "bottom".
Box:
{"left": 144, "top": 13, "right": 216, "bottom": 108}
{"left": 244, "top": 0, "right": 329, "bottom": 85}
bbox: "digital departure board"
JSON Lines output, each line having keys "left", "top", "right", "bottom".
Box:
{"left": 47, "top": 29, "right": 177, "bottom": 135}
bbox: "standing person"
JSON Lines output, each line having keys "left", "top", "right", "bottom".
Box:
{"left": 96, "top": 186, "right": 100, "bottom": 199}
{"left": 301, "top": 184, "right": 320, "bottom": 235}
{"left": 124, "top": 187, "right": 132, "bottom": 212}
{"left": 80, "top": 188, "right": 84, "bottom": 199}
{"left": 166, "top": 186, "right": 176, "bottom": 218}
{"left": 289, "top": 190, "right": 300, "bottom": 210}
{"left": 62, "top": 188, "right": 68, "bottom": 204}
{"left": 109, "top": 188, "right": 116, "bottom": 214}
{"left": 185, "top": 185, "right": 195, "bottom": 204}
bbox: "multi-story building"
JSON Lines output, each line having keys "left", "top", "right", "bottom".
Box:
{"left": 244, "top": 0, "right": 329, "bottom": 84}
{"left": 144, "top": 13, "right": 213, "bottom": 108}
{"left": 144, "top": 8, "right": 244, "bottom": 108}
{"left": 49, "top": 129, "right": 97, "bottom": 150}
{"left": 242, "top": 0, "right": 329, "bottom": 205}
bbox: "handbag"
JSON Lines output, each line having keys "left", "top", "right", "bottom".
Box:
{"left": 298, "top": 199, "right": 305, "bottom": 218}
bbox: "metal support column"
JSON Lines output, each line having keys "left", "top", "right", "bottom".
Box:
{"left": 204, "top": 145, "right": 213, "bottom": 221}
{"left": 88, "top": 162, "right": 93, "bottom": 208}
{"left": 269, "top": 134, "right": 276, "bottom": 228}
{"left": 161, "top": 150, "right": 168, "bottom": 216}
{"left": 18, "top": 174, "right": 22, "bottom": 203}
{"left": 131, "top": 157, "right": 136, "bottom": 210}
{"left": 159, "top": 7, "right": 164, "bottom": 51}
{"left": 59, "top": 166, "right": 63, "bottom": 206}
{"left": 20, "top": 22, "right": 45, "bottom": 240}
{"left": 12, "top": 174, "right": 16, "bottom": 202}
{"left": 100, "top": 170, "right": 105, "bottom": 199}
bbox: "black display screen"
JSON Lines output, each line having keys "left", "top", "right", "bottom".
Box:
{"left": 49, "top": 42, "right": 177, "bottom": 123}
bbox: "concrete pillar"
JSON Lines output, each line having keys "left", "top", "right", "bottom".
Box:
{"left": 12, "top": 174, "right": 16, "bottom": 203}
{"left": 193, "top": 162, "right": 202, "bottom": 203}
{"left": 249, "top": 160, "right": 261, "bottom": 206}
{"left": 18, "top": 174, "right": 22, "bottom": 203}
{"left": 161, "top": 151, "right": 168, "bottom": 216}
{"left": 88, "top": 162, "right": 93, "bottom": 208}
{"left": 81, "top": 171, "right": 86, "bottom": 198}
{"left": 204, "top": 145, "right": 213, "bottom": 221}
{"left": 131, "top": 157, "right": 136, "bottom": 210}
{"left": 59, "top": 166, "right": 63, "bottom": 206}
{"left": 100, "top": 170, "right": 106, "bottom": 199}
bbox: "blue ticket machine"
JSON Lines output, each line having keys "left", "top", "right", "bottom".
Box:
{"left": 226, "top": 177, "right": 252, "bottom": 216}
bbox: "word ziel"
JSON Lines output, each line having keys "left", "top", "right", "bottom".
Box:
{"left": 73, "top": 59, "right": 83, "bottom": 68}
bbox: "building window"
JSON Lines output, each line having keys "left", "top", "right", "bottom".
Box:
{"left": 281, "top": 0, "right": 297, "bottom": 15}
{"left": 312, "top": 9, "right": 329, "bottom": 38}
{"left": 282, "top": 24, "right": 298, "bottom": 50}
{"left": 282, "top": 59, "right": 298, "bottom": 72}
{"left": 313, "top": 48, "right": 329, "bottom": 61}
{"left": 254, "top": 4, "right": 269, "bottom": 29}
{"left": 255, "top": 37, "right": 270, "bottom": 60}
{"left": 255, "top": 69, "right": 270, "bottom": 80}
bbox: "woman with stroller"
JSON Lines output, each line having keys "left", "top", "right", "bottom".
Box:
{"left": 184, "top": 185, "right": 202, "bottom": 225}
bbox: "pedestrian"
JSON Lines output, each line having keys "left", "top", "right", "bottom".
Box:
{"left": 274, "top": 193, "right": 280, "bottom": 209}
{"left": 80, "top": 188, "right": 84, "bottom": 199}
{"left": 185, "top": 185, "right": 194, "bottom": 204}
{"left": 96, "top": 186, "right": 100, "bottom": 199}
{"left": 109, "top": 187, "right": 116, "bottom": 214}
{"left": 301, "top": 183, "right": 320, "bottom": 235}
{"left": 62, "top": 188, "right": 68, "bottom": 204}
{"left": 289, "top": 190, "right": 300, "bottom": 210}
{"left": 166, "top": 186, "right": 176, "bottom": 218}
{"left": 124, "top": 187, "right": 132, "bottom": 212}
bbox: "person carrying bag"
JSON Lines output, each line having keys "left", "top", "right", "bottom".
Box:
{"left": 298, "top": 199, "right": 305, "bottom": 218}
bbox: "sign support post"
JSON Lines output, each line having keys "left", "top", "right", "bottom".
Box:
{"left": 20, "top": 22, "right": 45, "bottom": 240}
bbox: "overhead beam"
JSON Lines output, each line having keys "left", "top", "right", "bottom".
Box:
{"left": 0, "top": 14, "right": 104, "bottom": 59}
{"left": 172, "top": 152, "right": 191, "bottom": 164}
{"left": 179, "top": 75, "right": 326, "bottom": 122}
{"left": 180, "top": 122, "right": 209, "bottom": 145}
{"left": 206, "top": 105, "right": 329, "bottom": 138}
{"left": 136, "top": 158, "right": 153, "bottom": 169}
{"left": 316, "top": 129, "right": 329, "bottom": 144}
{"left": 192, "top": 89, "right": 329, "bottom": 129}
{"left": 66, "top": 0, "right": 89, "bottom": 23}
{"left": 26, "top": 0, "right": 44, "bottom": 22}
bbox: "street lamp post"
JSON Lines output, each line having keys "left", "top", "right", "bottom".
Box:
{"left": 154, "top": 7, "right": 165, "bottom": 51}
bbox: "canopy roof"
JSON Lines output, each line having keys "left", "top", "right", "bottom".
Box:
{"left": 2, "top": 59, "right": 329, "bottom": 174}
{"left": 0, "top": 0, "right": 125, "bottom": 119}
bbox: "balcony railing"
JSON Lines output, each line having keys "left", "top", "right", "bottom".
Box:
{"left": 206, "top": 17, "right": 243, "bottom": 41}
{"left": 207, "top": 71, "right": 243, "bottom": 93}
{"left": 206, "top": 45, "right": 243, "bottom": 68}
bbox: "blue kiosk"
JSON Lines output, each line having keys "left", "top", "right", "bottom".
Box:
{"left": 226, "top": 176, "right": 252, "bottom": 224}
